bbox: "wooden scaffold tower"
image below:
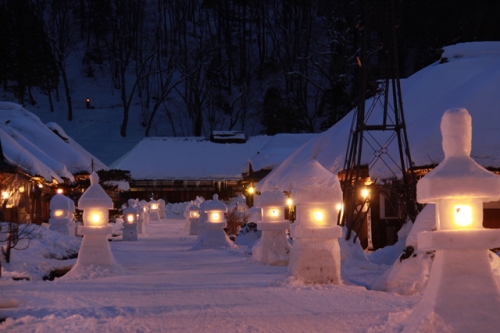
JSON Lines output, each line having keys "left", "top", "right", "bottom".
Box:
{"left": 340, "top": 0, "right": 420, "bottom": 249}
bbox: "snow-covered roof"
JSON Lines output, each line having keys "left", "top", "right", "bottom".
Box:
{"left": 248, "top": 133, "right": 318, "bottom": 172}
{"left": 258, "top": 42, "right": 500, "bottom": 192}
{"left": 111, "top": 136, "right": 271, "bottom": 180}
{"left": 0, "top": 102, "right": 108, "bottom": 182}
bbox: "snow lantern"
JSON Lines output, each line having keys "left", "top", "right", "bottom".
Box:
{"left": 122, "top": 199, "right": 138, "bottom": 241}
{"left": 149, "top": 200, "right": 160, "bottom": 222}
{"left": 288, "top": 159, "right": 343, "bottom": 284}
{"left": 49, "top": 193, "right": 74, "bottom": 237}
{"left": 198, "top": 194, "right": 233, "bottom": 248}
{"left": 252, "top": 186, "right": 291, "bottom": 265}
{"left": 188, "top": 204, "right": 200, "bottom": 235}
{"left": 402, "top": 108, "right": 500, "bottom": 333}
{"left": 72, "top": 171, "right": 117, "bottom": 268}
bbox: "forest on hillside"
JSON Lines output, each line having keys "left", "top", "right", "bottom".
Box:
{"left": 1, "top": 0, "right": 500, "bottom": 138}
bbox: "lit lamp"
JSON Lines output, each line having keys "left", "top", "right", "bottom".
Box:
{"left": 188, "top": 204, "right": 200, "bottom": 235}
{"left": 252, "top": 184, "right": 291, "bottom": 265}
{"left": 70, "top": 172, "right": 117, "bottom": 269}
{"left": 199, "top": 194, "right": 233, "bottom": 248}
{"left": 149, "top": 200, "right": 160, "bottom": 222}
{"left": 288, "top": 159, "right": 343, "bottom": 284}
{"left": 402, "top": 108, "right": 500, "bottom": 332}
{"left": 122, "top": 199, "right": 138, "bottom": 241}
{"left": 48, "top": 192, "right": 74, "bottom": 237}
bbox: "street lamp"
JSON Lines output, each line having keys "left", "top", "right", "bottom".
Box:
{"left": 402, "top": 108, "right": 500, "bottom": 332}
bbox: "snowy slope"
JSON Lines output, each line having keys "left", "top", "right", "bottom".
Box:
{"left": 258, "top": 42, "right": 500, "bottom": 192}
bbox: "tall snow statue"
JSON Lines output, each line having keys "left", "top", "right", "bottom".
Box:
{"left": 252, "top": 183, "right": 291, "bottom": 265}
{"left": 66, "top": 172, "right": 120, "bottom": 275}
{"left": 158, "top": 199, "right": 166, "bottom": 219}
{"left": 48, "top": 192, "right": 75, "bottom": 237}
{"left": 188, "top": 204, "right": 200, "bottom": 235}
{"left": 198, "top": 194, "right": 233, "bottom": 248}
{"left": 402, "top": 108, "right": 500, "bottom": 333}
{"left": 149, "top": 200, "right": 160, "bottom": 222}
{"left": 288, "top": 160, "right": 343, "bottom": 284}
{"left": 122, "top": 199, "right": 139, "bottom": 241}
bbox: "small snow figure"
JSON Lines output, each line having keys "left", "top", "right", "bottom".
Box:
{"left": 401, "top": 108, "right": 500, "bottom": 333}
{"left": 288, "top": 160, "right": 343, "bottom": 284}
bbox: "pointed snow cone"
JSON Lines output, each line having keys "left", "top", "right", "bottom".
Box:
{"left": 188, "top": 204, "right": 200, "bottom": 235}
{"left": 122, "top": 199, "right": 138, "bottom": 241}
{"left": 66, "top": 172, "right": 120, "bottom": 277}
{"left": 199, "top": 194, "right": 233, "bottom": 248}
{"left": 252, "top": 185, "right": 291, "bottom": 265}
{"left": 402, "top": 108, "right": 500, "bottom": 333}
{"left": 288, "top": 160, "right": 343, "bottom": 284}
{"left": 49, "top": 193, "right": 74, "bottom": 237}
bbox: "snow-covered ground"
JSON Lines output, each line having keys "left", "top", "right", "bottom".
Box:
{"left": 0, "top": 219, "right": 421, "bottom": 333}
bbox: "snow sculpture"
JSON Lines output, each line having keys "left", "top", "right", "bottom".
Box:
{"left": 198, "top": 194, "right": 233, "bottom": 248}
{"left": 48, "top": 192, "right": 74, "bottom": 237}
{"left": 288, "top": 160, "right": 343, "bottom": 284}
{"left": 122, "top": 199, "right": 138, "bottom": 241}
{"left": 158, "top": 199, "right": 166, "bottom": 219}
{"left": 252, "top": 185, "right": 291, "bottom": 265}
{"left": 149, "top": 200, "right": 160, "bottom": 222}
{"left": 137, "top": 200, "right": 148, "bottom": 233}
{"left": 68, "top": 172, "right": 119, "bottom": 273}
{"left": 402, "top": 108, "right": 500, "bottom": 332}
{"left": 188, "top": 204, "right": 200, "bottom": 235}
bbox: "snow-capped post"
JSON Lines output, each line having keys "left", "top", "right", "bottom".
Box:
{"left": 70, "top": 172, "right": 117, "bottom": 270}
{"left": 122, "top": 199, "right": 138, "bottom": 241}
{"left": 402, "top": 108, "right": 500, "bottom": 332}
{"left": 199, "top": 194, "right": 233, "bottom": 247}
{"left": 149, "top": 200, "right": 159, "bottom": 222}
{"left": 48, "top": 191, "right": 74, "bottom": 237}
{"left": 158, "top": 199, "right": 166, "bottom": 219}
{"left": 188, "top": 204, "right": 200, "bottom": 235}
{"left": 288, "top": 160, "right": 343, "bottom": 284}
{"left": 137, "top": 200, "right": 148, "bottom": 232}
{"left": 252, "top": 183, "right": 291, "bottom": 265}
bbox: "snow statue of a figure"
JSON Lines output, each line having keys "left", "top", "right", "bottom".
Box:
{"left": 288, "top": 160, "right": 343, "bottom": 283}
{"left": 252, "top": 183, "right": 291, "bottom": 265}
{"left": 64, "top": 172, "right": 122, "bottom": 279}
{"left": 402, "top": 108, "right": 500, "bottom": 332}
{"left": 48, "top": 191, "right": 74, "bottom": 237}
{"left": 198, "top": 194, "right": 234, "bottom": 248}
{"left": 122, "top": 199, "right": 139, "bottom": 241}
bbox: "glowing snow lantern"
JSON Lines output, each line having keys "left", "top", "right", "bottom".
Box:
{"left": 122, "top": 199, "right": 138, "bottom": 241}
{"left": 402, "top": 108, "right": 500, "bottom": 332}
{"left": 252, "top": 184, "right": 291, "bottom": 265}
{"left": 288, "top": 159, "right": 343, "bottom": 284}
{"left": 48, "top": 192, "right": 74, "bottom": 236}
{"left": 199, "top": 194, "right": 233, "bottom": 247}
{"left": 71, "top": 171, "right": 117, "bottom": 268}
{"left": 188, "top": 204, "right": 200, "bottom": 235}
{"left": 149, "top": 200, "right": 160, "bottom": 222}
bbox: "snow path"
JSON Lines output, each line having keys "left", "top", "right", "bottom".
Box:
{"left": 0, "top": 220, "right": 418, "bottom": 332}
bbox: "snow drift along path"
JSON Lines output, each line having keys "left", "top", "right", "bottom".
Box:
{"left": 1, "top": 220, "right": 417, "bottom": 333}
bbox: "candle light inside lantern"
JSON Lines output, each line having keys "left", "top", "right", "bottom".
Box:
{"left": 91, "top": 213, "right": 101, "bottom": 224}
{"left": 54, "top": 209, "right": 64, "bottom": 217}
{"left": 127, "top": 214, "right": 134, "bottom": 223}
{"left": 313, "top": 211, "right": 324, "bottom": 222}
{"left": 454, "top": 205, "right": 473, "bottom": 227}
